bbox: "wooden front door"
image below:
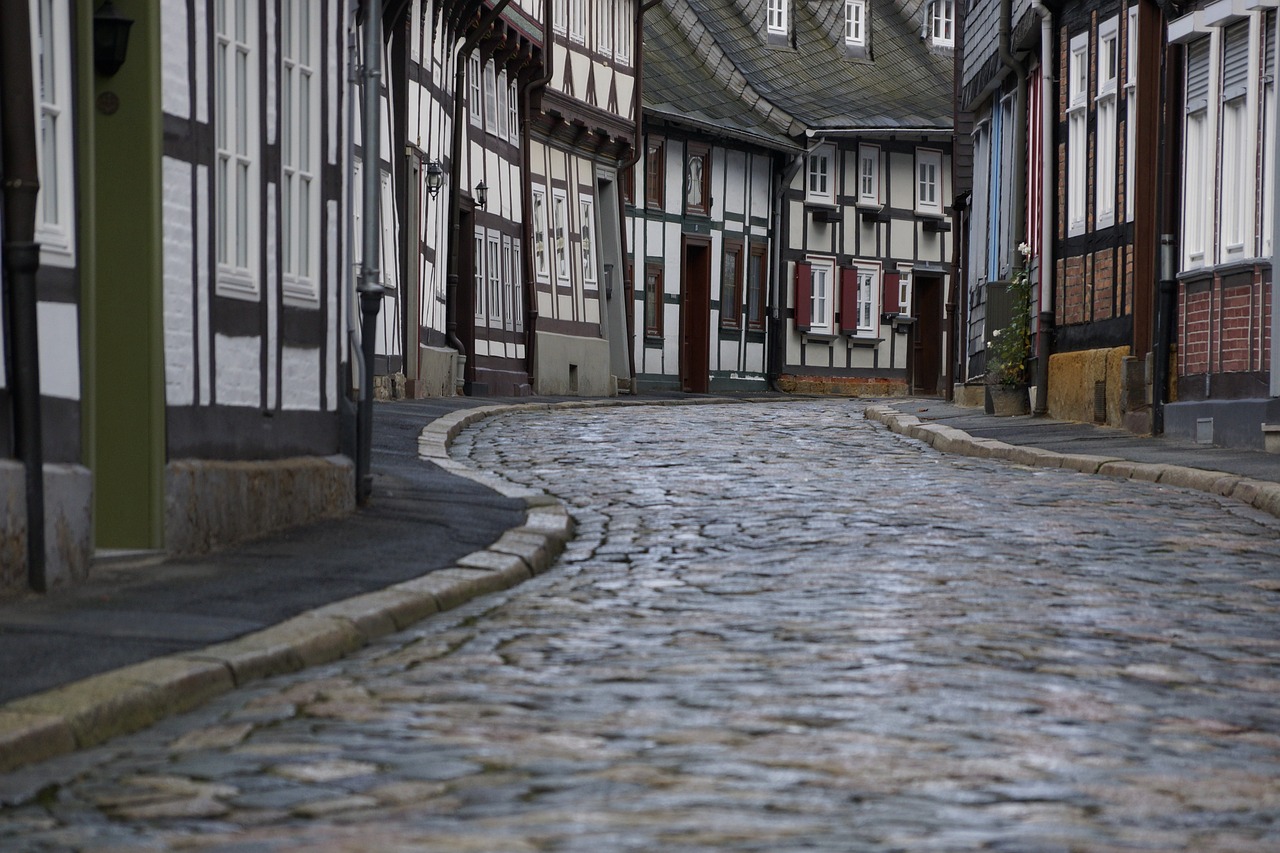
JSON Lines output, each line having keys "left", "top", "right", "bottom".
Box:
{"left": 913, "top": 274, "right": 944, "bottom": 395}
{"left": 680, "top": 237, "right": 711, "bottom": 393}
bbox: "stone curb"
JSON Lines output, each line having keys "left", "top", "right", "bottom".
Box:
{"left": 0, "top": 394, "right": 801, "bottom": 774}
{"left": 863, "top": 404, "right": 1280, "bottom": 522}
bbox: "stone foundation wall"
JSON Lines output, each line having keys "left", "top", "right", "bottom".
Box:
{"left": 1046, "top": 346, "right": 1136, "bottom": 428}
{"left": 776, "top": 375, "right": 910, "bottom": 397}
{"left": 0, "top": 462, "right": 93, "bottom": 595}
{"left": 165, "top": 456, "right": 355, "bottom": 557}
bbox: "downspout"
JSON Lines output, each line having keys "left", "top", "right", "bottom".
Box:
{"left": 1031, "top": 1, "right": 1054, "bottom": 414}
{"left": 615, "top": 0, "right": 661, "bottom": 389}
{"left": 520, "top": 0, "right": 555, "bottom": 391}
{"left": 342, "top": 23, "right": 364, "bottom": 466}
{"left": 357, "top": 3, "right": 385, "bottom": 505}
{"left": 446, "top": 0, "right": 513, "bottom": 393}
{"left": 0, "top": 0, "right": 47, "bottom": 589}
{"left": 767, "top": 147, "right": 810, "bottom": 391}
{"left": 1155, "top": 30, "right": 1184, "bottom": 432}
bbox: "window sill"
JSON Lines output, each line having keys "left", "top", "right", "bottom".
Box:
{"left": 846, "top": 335, "right": 883, "bottom": 347}
{"left": 802, "top": 330, "right": 839, "bottom": 341}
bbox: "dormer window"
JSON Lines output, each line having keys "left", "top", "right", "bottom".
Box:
{"left": 767, "top": 0, "right": 788, "bottom": 37}
{"left": 930, "top": 0, "right": 955, "bottom": 48}
{"left": 845, "top": 0, "right": 866, "bottom": 47}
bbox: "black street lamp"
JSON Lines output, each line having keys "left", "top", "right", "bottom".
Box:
{"left": 93, "top": 1, "right": 134, "bottom": 77}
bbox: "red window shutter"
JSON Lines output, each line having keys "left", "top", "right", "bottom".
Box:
{"left": 839, "top": 266, "right": 859, "bottom": 334}
{"left": 794, "top": 261, "right": 812, "bottom": 331}
{"left": 883, "top": 272, "right": 901, "bottom": 315}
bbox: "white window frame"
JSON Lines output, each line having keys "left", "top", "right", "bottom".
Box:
{"left": 508, "top": 80, "right": 520, "bottom": 143}
{"left": 808, "top": 256, "right": 835, "bottom": 334}
{"left": 552, "top": 189, "right": 570, "bottom": 283}
{"left": 532, "top": 186, "right": 551, "bottom": 281}
{"left": 855, "top": 262, "right": 881, "bottom": 336}
{"left": 1125, "top": 6, "right": 1138, "bottom": 223}
{"left": 1067, "top": 32, "right": 1089, "bottom": 238}
{"left": 1096, "top": 16, "right": 1119, "bottom": 229}
{"left": 512, "top": 241, "right": 524, "bottom": 332}
{"left": 845, "top": 0, "right": 866, "bottom": 47}
{"left": 1262, "top": 11, "right": 1276, "bottom": 258}
{"left": 915, "top": 149, "right": 943, "bottom": 216}
{"left": 494, "top": 69, "right": 508, "bottom": 140}
{"left": 282, "top": 0, "right": 320, "bottom": 306}
{"left": 1183, "top": 36, "right": 1212, "bottom": 269}
{"left": 616, "top": 4, "right": 633, "bottom": 63}
{"left": 469, "top": 54, "right": 483, "bottom": 128}
{"left": 409, "top": 0, "right": 421, "bottom": 64}
{"left": 858, "top": 145, "right": 880, "bottom": 206}
{"left": 569, "top": 0, "right": 585, "bottom": 43}
{"left": 1219, "top": 19, "right": 1254, "bottom": 262}
{"left": 767, "top": 0, "right": 788, "bottom": 36}
{"left": 483, "top": 60, "right": 498, "bottom": 132}
{"left": 486, "top": 230, "right": 502, "bottom": 327}
{"left": 597, "top": 3, "right": 613, "bottom": 58}
{"left": 807, "top": 144, "right": 834, "bottom": 204}
{"left": 553, "top": 0, "right": 567, "bottom": 34}
{"left": 579, "top": 195, "right": 597, "bottom": 286}
{"left": 502, "top": 235, "right": 516, "bottom": 332}
{"left": 215, "top": 0, "right": 260, "bottom": 299}
{"left": 31, "top": 0, "right": 74, "bottom": 265}
{"left": 473, "top": 227, "right": 486, "bottom": 321}
{"left": 930, "top": 0, "right": 955, "bottom": 48}
{"left": 897, "top": 264, "right": 914, "bottom": 318}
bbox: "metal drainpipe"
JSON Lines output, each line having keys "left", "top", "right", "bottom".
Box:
{"left": 767, "top": 148, "right": 809, "bottom": 391}
{"left": 0, "top": 0, "right": 47, "bottom": 590}
{"left": 520, "top": 0, "right": 555, "bottom": 391}
{"left": 1031, "top": 1, "right": 1054, "bottom": 415}
{"left": 357, "top": 3, "right": 385, "bottom": 505}
{"left": 446, "top": 0, "right": 513, "bottom": 394}
{"left": 341, "top": 23, "right": 363, "bottom": 465}
{"left": 1154, "top": 34, "right": 1185, "bottom": 433}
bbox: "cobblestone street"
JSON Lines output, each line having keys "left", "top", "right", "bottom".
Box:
{"left": 3, "top": 400, "right": 1280, "bottom": 851}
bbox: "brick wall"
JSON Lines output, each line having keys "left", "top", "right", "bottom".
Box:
{"left": 1178, "top": 266, "right": 1272, "bottom": 390}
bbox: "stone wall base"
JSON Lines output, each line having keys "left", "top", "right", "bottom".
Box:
{"left": 165, "top": 456, "right": 355, "bottom": 557}
{"left": 1046, "top": 346, "right": 1144, "bottom": 429}
{"left": 533, "top": 332, "right": 616, "bottom": 397}
{"left": 0, "top": 462, "right": 93, "bottom": 595}
{"left": 776, "top": 375, "right": 910, "bottom": 397}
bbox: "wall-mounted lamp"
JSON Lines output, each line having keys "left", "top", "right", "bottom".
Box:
{"left": 475, "top": 181, "right": 488, "bottom": 209}
{"left": 425, "top": 159, "right": 444, "bottom": 199}
{"left": 93, "top": 1, "right": 134, "bottom": 77}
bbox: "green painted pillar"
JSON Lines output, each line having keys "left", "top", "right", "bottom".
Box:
{"left": 81, "top": 0, "right": 164, "bottom": 549}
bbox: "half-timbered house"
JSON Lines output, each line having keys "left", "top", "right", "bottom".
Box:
{"left": 632, "top": 0, "right": 955, "bottom": 397}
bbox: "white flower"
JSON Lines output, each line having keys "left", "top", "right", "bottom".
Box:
{"left": 1017, "top": 242, "right": 1032, "bottom": 258}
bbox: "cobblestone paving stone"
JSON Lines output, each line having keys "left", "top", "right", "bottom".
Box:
{"left": 3, "top": 400, "right": 1280, "bottom": 851}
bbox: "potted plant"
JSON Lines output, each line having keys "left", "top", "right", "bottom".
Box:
{"left": 985, "top": 244, "right": 1033, "bottom": 416}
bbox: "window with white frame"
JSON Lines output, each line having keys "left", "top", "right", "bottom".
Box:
{"left": 767, "top": 0, "right": 788, "bottom": 36}
{"left": 532, "top": 186, "right": 550, "bottom": 281}
{"left": 494, "top": 69, "right": 507, "bottom": 140}
{"left": 469, "top": 54, "right": 482, "bottom": 128}
{"left": 1125, "top": 6, "right": 1138, "bottom": 223}
{"left": 807, "top": 144, "right": 834, "bottom": 203}
{"left": 552, "top": 190, "right": 570, "bottom": 282}
{"left": 597, "top": 4, "right": 613, "bottom": 57}
{"left": 915, "top": 149, "right": 942, "bottom": 215}
{"left": 930, "top": 0, "right": 954, "bottom": 48}
{"left": 856, "top": 265, "right": 879, "bottom": 335}
{"left": 473, "top": 228, "right": 486, "bottom": 320}
{"left": 282, "top": 0, "right": 319, "bottom": 305}
{"left": 1263, "top": 10, "right": 1276, "bottom": 257}
{"left": 31, "top": 0, "right": 74, "bottom": 264}
{"left": 570, "top": 0, "right": 585, "bottom": 42}
{"left": 1220, "top": 20, "right": 1251, "bottom": 260}
{"left": 845, "top": 0, "right": 866, "bottom": 47}
{"left": 502, "top": 235, "right": 516, "bottom": 331}
{"left": 1096, "top": 16, "right": 1119, "bottom": 229}
{"left": 579, "top": 196, "right": 597, "bottom": 286}
{"left": 215, "top": 0, "right": 259, "bottom": 298}
{"left": 508, "top": 81, "right": 519, "bottom": 142}
{"left": 1067, "top": 32, "right": 1089, "bottom": 237}
{"left": 1183, "top": 37, "right": 1211, "bottom": 267}
{"left": 484, "top": 61, "right": 498, "bottom": 132}
{"left": 487, "top": 231, "right": 502, "bottom": 326}
{"left": 553, "top": 0, "right": 566, "bottom": 34}
{"left": 616, "top": 4, "right": 632, "bottom": 63}
{"left": 858, "top": 145, "right": 879, "bottom": 205}
{"left": 512, "top": 241, "right": 524, "bottom": 331}
{"left": 897, "top": 265, "right": 913, "bottom": 317}
{"left": 809, "top": 257, "right": 834, "bottom": 333}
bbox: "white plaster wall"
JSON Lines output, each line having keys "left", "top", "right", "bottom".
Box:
{"left": 36, "top": 302, "right": 80, "bottom": 400}
{"left": 161, "top": 1, "right": 189, "bottom": 119}
{"left": 162, "top": 156, "right": 195, "bottom": 407}
{"left": 281, "top": 346, "right": 322, "bottom": 410}
{"left": 215, "top": 334, "right": 262, "bottom": 407}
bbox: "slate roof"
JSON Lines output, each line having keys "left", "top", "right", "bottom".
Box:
{"left": 643, "top": 0, "right": 953, "bottom": 150}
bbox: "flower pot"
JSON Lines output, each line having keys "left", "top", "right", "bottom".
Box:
{"left": 987, "top": 384, "right": 1030, "bottom": 417}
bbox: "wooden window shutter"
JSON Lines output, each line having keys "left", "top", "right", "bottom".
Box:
{"left": 883, "top": 272, "right": 901, "bottom": 315}
{"left": 794, "top": 261, "right": 813, "bottom": 331}
{"left": 839, "top": 266, "right": 859, "bottom": 334}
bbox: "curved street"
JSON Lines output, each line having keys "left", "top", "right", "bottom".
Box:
{"left": 3, "top": 400, "right": 1280, "bottom": 851}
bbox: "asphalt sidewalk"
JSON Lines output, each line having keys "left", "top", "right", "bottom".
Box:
{"left": 4, "top": 392, "right": 1280, "bottom": 775}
